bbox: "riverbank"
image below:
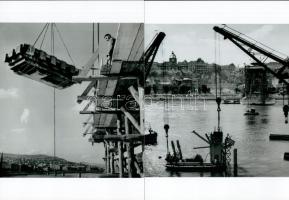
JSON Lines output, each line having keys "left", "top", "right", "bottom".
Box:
{"left": 145, "top": 94, "right": 286, "bottom": 101}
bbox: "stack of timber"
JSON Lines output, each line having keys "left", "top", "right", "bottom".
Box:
{"left": 4, "top": 44, "right": 79, "bottom": 89}
{"left": 269, "top": 134, "right": 289, "bottom": 141}
{"left": 284, "top": 152, "right": 289, "bottom": 161}
{"left": 270, "top": 135, "right": 289, "bottom": 160}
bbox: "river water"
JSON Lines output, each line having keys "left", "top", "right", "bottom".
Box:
{"left": 144, "top": 99, "right": 289, "bottom": 177}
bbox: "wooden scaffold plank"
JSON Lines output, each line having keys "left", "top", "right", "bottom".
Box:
{"left": 120, "top": 106, "right": 141, "bottom": 133}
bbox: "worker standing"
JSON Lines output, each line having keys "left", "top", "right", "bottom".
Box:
{"left": 104, "top": 33, "right": 116, "bottom": 66}
{"left": 283, "top": 105, "right": 289, "bottom": 124}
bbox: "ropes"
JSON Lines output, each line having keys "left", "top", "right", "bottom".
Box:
{"left": 33, "top": 23, "right": 75, "bottom": 66}
{"left": 223, "top": 24, "right": 288, "bottom": 59}
{"left": 161, "top": 39, "right": 169, "bottom": 126}
{"left": 51, "top": 24, "right": 55, "bottom": 55}
{"left": 214, "top": 31, "right": 222, "bottom": 131}
{"left": 159, "top": 37, "right": 170, "bottom": 155}
{"left": 33, "top": 23, "right": 48, "bottom": 47}
{"left": 218, "top": 33, "right": 222, "bottom": 97}
{"left": 33, "top": 23, "right": 59, "bottom": 172}
{"left": 53, "top": 88, "right": 56, "bottom": 166}
{"left": 214, "top": 32, "right": 222, "bottom": 98}
{"left": 40, "top": 24, "right": 49, "bottom": 49}
{"left": 54, "top": 24, "right": 76, "bottom": 66}
{"left": 214, "top": 32, "right": 218, "bottom": 99}
{"left": 49, "top": 24, "right": 57, "bottom": 173}
{"left": 92, "top": 23, "right": 95, "bottom": 76}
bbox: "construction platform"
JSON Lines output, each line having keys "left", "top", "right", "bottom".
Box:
{"left": 4, "top": 23, "right": 165, "bottom": 178}
{"left": 166, "top": 162, "right": 224, "bottom": 172}
{"left": 74, "top": 24, "right": 165, "bottom": 177}
{"left": 5, "top": 44, "right": 79, "bottom": 89}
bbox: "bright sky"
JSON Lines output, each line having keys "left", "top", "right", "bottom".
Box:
{"left": 1, "top": 23, "right": 289, "bottom": 164}
{"left": 145, "top": 24, "right": 289, "bottom": 67}
{"left": 0, "top": 23, "right": 118, "bottom": 164}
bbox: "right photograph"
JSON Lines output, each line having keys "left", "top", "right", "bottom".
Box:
{"left": 144, "top": 24, "right": 289, "bottom": 177}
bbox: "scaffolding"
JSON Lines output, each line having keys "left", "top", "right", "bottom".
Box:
{"left": 4, "top": 23, "right": 165, "bottom": 178}
{"left": 72, "top": 24, "right": 165, "bottom": 177}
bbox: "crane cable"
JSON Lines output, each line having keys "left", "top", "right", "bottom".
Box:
{"left": 49, "top": 24, "right": 57, "bottom": 174}
{"left": 40, "top": 24, "right": 50, "bottom": 50}
{"left": 160, "top": 39, "right": 170, "bottom": 155}
{"left": 222, "top": 25, "right": 289, "bottom": 124}
{"left": 214, "top": 31, "right": 222, "bottom": 131}
{"left": 33, "top": 23, "right": 49, "bottom": 47}
{"left": 223, "top": 24, "right": 288, "bottom": 58}
{"left": 32, "top": 23, "right": 57, "bottom": 173}
{"left": 54, "top": 24, "right": 76, "bottom": 66}
{"left": 33, "top": 23, "right": 75, "bottom": 66}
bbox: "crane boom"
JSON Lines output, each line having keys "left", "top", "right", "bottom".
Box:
{"left": 142, "top": 32, "right": 166, "bottom": 80}
{"left": 213, "top": 26, "right": 289, "bottom": 86}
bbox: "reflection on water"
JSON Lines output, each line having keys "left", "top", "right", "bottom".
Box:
{"left": 144, "top": 100, "right": 289, "bottom": 177}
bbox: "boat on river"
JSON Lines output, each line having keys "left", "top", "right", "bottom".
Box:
{"left": 223, "top": 99, "right": 240, "bottom": 104}
{"left": 244, "top": 108, "right": 259, "bottom": 116}
{"left": 241, "top": 96, "right": 276, "bottom": 105}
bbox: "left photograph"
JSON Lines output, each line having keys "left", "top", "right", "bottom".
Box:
{"left": 0, "top": 23, "right": 165, "bottom": 177}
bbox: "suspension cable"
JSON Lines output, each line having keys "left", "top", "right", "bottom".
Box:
{"left": 160, "top": 38, "right": 170, "bottom": 155}
{"left": 49, "top": 23, "right": 56, "bottom": 174}
{"left": 214, "top": 32, "right": 218, "bottom": 99}
{"left": 54, "top": 24, "right": 76, "bottom": 66}
{"left": 223, "top": 24, "right": 288, "bottom": 58}
{"left": 214, "top": 32, "right": 222, "bottom": 131}
{"left": 39, "top": 25, "right": 49, "bottom": 50}
{"left": 35, "top": 23, "right": 57, "bottom": 161}
{"left": 33, "top": 23, "right": 49, "bottom": 47}
{"left": 218, "top": 34, "right": 222, "bottom": 98}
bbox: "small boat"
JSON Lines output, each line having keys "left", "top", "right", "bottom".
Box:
{"left": 240, "top": 97, "right": 276, "bottom": 105}
{"left": 223, "top": 99, "right": 240, "bottom": 104}
{"left": 244, "top": 108, "right": 259, "bottom": 116}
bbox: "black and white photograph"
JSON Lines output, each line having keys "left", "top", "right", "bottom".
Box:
{"left": 144, "top": 24, "right": 289, "bottom": 177}
{"left": 2, "top": 1, "right": 289, "bottom": 200}
{"left": 2, "top": 23, "right": 289, "bottom": 178}
{"left": 0, "top": 23, "right": 154, "bottom": 178}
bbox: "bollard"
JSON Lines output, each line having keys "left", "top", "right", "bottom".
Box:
{"left": 233, "top": 149, "right": 238, "bottom": 177}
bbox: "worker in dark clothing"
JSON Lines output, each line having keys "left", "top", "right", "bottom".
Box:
{"left": 104, "top": 33, "right": 116, "bottom": 65}
{"left": 283, "top": 105, "right": 289, "bottom": 123}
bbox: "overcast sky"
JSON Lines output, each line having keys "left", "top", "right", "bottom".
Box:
{"left": 1, "top": 23, "right": 289, "bottom": 164}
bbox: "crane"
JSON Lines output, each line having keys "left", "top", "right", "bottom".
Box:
{"left": 4, "top": 23, "right": 166, "bottom": 178}
{"left": 214, "top": 25, "right": 289, "bottom": 122}
{"left": 213, "top": 25, "right": 289, "bottom": 86}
